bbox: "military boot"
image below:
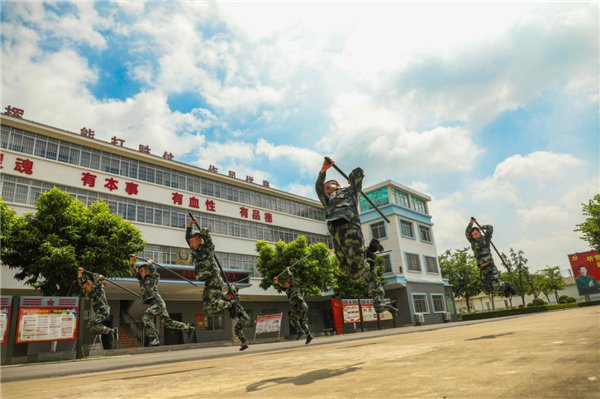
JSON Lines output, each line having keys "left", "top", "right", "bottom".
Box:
{"left": 187, "top": 324, "right": 196, "bottom": 340}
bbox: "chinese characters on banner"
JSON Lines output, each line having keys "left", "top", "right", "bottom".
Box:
{"left": 81, "top": 172, "right": 140, "bottom": 196}
{"left": 255, "top": 313, "right": 283, "bottom": 334}
{"left": 5, "top": 153, "right": 276, "bottom": 223}
{"left": 0, "top": 296, "right": 11, "bottom": 344}
{"left": 4, "top": 106, "right": 24, "bottom": 118}
{"left": 342, "top": 299, "right": 361, "bottom": 324}
{"left": 568, "top": 250, "right": 600, "bottom": 296}
{"left": 14, "top": 157, "right": 34, "bottom": 175}
{"left": 239, "top": 206, "right": 273, "bottom": 223}
{"left": 359, "top": 299, "right": 377, "bottom": 322}
{"left": 16, "top": 297, "right": 79, "bottom": 343}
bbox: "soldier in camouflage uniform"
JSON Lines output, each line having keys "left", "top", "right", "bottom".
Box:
{"left": 466, "top": 217, "right": 514, "bottom": 296}
{"left": 77, "top": 267, "right": 119, "bottom": 341}
{"left": 186, "top": 217, "right": 233, "bottom": 314}
{"left": 223, "top": 286, "right": 250, "bottom": 351}
{"left": 316, "top": 158, "right": 397, "bottom": 315}
{"left": 273, "top": 267, "right": 313, "bottom": 344}
{"left": 129, "top": 256, "right": 195, "bottom": 346}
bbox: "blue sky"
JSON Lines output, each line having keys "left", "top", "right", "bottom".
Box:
{"left": 1, "top": 1, "right": 598, "bottom": 271}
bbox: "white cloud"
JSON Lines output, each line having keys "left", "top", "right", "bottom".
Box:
{"left": 474, "top": 152, "right": 587, "bottom": 202}
{"left": 285, "top": 183, "right": 317, "bottom": 199}
{"left": 407, "top": 181, "right": 430, "bottom": 195}
{"left": 255, "top": 139, "right": 322, "bottom": 176}
{"left": 192, "top": 141, "right": 255, "bottom": 169}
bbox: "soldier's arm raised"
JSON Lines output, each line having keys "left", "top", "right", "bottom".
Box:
{"left": 349, "top": 167, "right": 364, "bottom": 194}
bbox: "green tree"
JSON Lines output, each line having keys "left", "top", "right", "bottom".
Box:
{"left": 542, "top": 266, "right": 566, "bottom": 303}
{"left": 255, "top": 236, "right": 337, "bottom": 297}
{"left": 575, "top": 194, "right": 600, "bottom": 252}
{"left": 504, "top": 249, "right": 530, "bottom": 306}
{"left": 0, "top": 198, "right": 17, "bottom": 259}
{"left": 439, "top": 248, "right": 481, "bottom": 313}
{"left": 1, "top": 188, "right": 145, "bottom": 296}
{"left": 526, "top": 271, "right": 545, "bottom": 300}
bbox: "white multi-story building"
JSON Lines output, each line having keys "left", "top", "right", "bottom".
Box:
{"left": 359, "top": 181, "right": 456, "bottom": 324}
{"left": 0, "top": 110, "right": 455, "bottom": 349}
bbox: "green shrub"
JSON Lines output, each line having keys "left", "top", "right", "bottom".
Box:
{"left": 532, "top": 298, "right": 547, "bottom": 306}
{"left": 566, "top": 296, "right": 576, "bottom": 303}
{"left": 460, "top": 302, "right": 579, "bottom": 321}
{"left": 558, "top": 295, "right": 571, "bottom": 304}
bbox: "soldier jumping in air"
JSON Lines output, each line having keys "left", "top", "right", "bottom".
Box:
{"left": 466, "top": 217, "right": 515, "bottom": 297}
{"left": 273, "top": 267, "right": 313, "bottom": 344}
{"left": 316, "top": 157, "right": 397, "bottom": 315}
{"left": 77, "top": 267, "right": 119, "bottom": 341}
{"left": 186, "top": 217, "right": 234, "bottom": 314}
{"left": 223, "top": 286, "right": 250, "bottom": 351}
{"left": 129, "top": 256, "right": 195, "bottom": 346}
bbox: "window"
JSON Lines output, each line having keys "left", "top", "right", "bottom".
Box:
{"left": 360, "top": 187, "right": 389, "bottom": 211}
{"left": 400, "top": 220, "right": 414, "bottom": 238}
{"left": 425, "top": 256, "right": 439, "bottom": 273}
{"left": 412, "top": 196, "right": 427, "bottom": 214}
{"left": 370, "top": 221, "right": 387, "bottom": 240}
{"left": 205, "top": 313, "right": 224, "bottom": 330}
{"left": 392, "top": 188, "right": 410, "bottom": 208}
{"left": 412, "top": 294, "right": 429, "bottom": 314}
{"left": 1, "top": 126, "right": 331, "bottom": 221}
{"left": 431, "top": 294, "right": 446, "bottom": 313}
{"left": 380, "top": 254, "right": 392, "bottom": 273}
{"left": 406, "top": 253, "right": 421, "bottom": 272}
{"left": 419, "top": 225, "right": 432, "bottom": 243}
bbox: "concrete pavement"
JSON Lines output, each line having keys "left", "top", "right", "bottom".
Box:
{"left": 1, "top": 306, "right": 599, "bottom": 398}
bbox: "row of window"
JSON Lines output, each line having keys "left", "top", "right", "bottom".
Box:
{"left": 141, "top": 243, "right": 258, "bottom": 272}
{"left": 370, "top": 220, "right": 432, "bottom": 243}
{"left": 0, "top": 175, "right": 333, "bottom": 249}
{"left": 377, "top": 252, "right": 438, "bottom": 275}
{"left": 412, "top": 293, "right": 447, "bottom": 314}
{"left": 359, "top": 186, "right": 429, "bottom": 215}
{"left": 1, "top": 125, "right": 326, "bottom": 221}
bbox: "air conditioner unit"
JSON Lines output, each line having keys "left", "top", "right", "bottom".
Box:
{"left": 415, "top": 313, "right": 425, "bottom": 325}
{"left": 443, "top": 312, "right": 452, "bottom": 322}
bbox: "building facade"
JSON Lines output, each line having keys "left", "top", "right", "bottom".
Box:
{"left": 359, "top": 181, "right": 456, "bottom": 324}
{"left": 0, "top": 111, "right": 454, "bottom": 351}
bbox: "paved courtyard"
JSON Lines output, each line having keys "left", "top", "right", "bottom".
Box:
{"left": 2, "top": 306, "right": 599, "bottom": 399}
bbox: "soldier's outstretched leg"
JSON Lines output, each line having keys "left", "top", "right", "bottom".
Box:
{"left": 159, "top": 306, "right": 195, "bottom": 340}
{"left": 142, "top": 304, "right": 161, "bottom": 346}
{"left": 296, "top": 302, "right": 313, "bottom": 345}
{"left": 365, "top": 239, "right": 398, "bottom": 315}
{"left": 234, "top": 305, "right": 250, "bottom": 351}
{"left": 289, "top": 310, "right": 303, "bottom": 340}
{"left": 87, "top": 307, "right": 119, "bottom": 342}
{"left": 203, "top": 278, "right": 232, "bottom": 314}
{"left": 332, "top": 222, "right": 370, "bottom": 283}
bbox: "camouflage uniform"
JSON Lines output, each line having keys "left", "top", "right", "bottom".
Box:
{"left": 227, "top": 299, "right": 249, "bottom": 345}
{"left": 136, "top": 262, "right": 190, "bottom": 340}
{"left": 78, "top": 273, "right": 112, "bottom": 335}
{"left": 275, "top": 273, "right": 310, "bottom": 337}
{"left": 186, "top": 226, "right": 232, "bottom": 314}
{"left": 316, "top": 168, "right": 394, "bottom": 314}
{"left": 316, "top": 168, "right": 369, "bottom": 282}
{"left": 466, "top": 222, "right": 501, "bottom": 294}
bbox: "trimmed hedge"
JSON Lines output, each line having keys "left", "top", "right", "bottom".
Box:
{"left": 459, "top": 302, "right": 579, "bottom": 321}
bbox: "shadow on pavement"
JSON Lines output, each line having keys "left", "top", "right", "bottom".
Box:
{"left": 465, "top": 332, "right": 514, "bottom": 341}
{"left": 246, "top": 363, "right": 364, "bottom": 392}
